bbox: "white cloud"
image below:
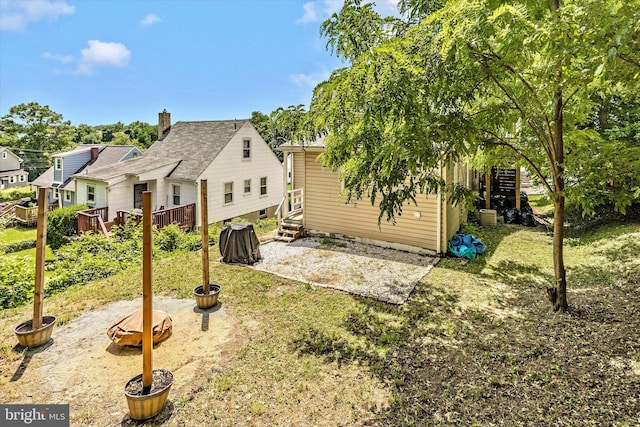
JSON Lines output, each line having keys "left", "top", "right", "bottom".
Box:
{"left": 296, "top": 0, "right": 399, "bottom": 24}
{"left": 296, "top": 0, "right": 342, "bottom": 24}
{"left": 290, "top": 70, "right": 331, "bottom": 87}
{"left": 0, "top": 0, "right": 75, "bottom": 31}
{"left": 139, "top": 13, "right": 161, "bottom": 26}
{"left": 42, "top": 51, "right": 73, "bottom": 63}
{"left": 76, "top": 40, "right": 131, "bottom": 75}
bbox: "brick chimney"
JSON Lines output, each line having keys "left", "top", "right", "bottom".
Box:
{"left": 158, "top": 109, "right": 171, "bottom": 139}
{"left": 91, "top": 146, "right": 99, "bottom": 161}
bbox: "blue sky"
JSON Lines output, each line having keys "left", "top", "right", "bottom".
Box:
{"left": 0, "top": 0, "right": 399, "bottom": 126}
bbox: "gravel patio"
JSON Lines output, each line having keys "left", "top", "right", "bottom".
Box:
{"left": 252, "top": 237, "right": 439, "bottom": 304}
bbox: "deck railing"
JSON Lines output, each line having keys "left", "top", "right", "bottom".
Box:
{"left": 115, "top": 203, "right": 196, "bottom": 231}
{"left": 14, "top": 203, "right": 56, "bottom": 225}
{"left": 288, "top": 188, "right": 303, "bottom": 215}
{"left": 78, "top": 206, "right": 109, "bottom": 235}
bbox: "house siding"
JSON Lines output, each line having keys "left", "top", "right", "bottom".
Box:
{"left": 197, "top": 123, "right": 283, "bottom": 227}
{"left": 0, "top": 150, "right": 21, "bottom": 171}
{"left": 302, "top": 152, "right": 439, "bottom": 253}
{"left": 75, "top": 178, "right": 108, "bottom": 210}
{"left": 55, "top": 151, "right": 92, "bottom": 184}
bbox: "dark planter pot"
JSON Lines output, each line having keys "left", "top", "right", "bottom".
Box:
{"left": 193, "top": 284, "right": 221, "bottom": 309}
{"left": 14, "top": 316, "right": 56, "bottom": 349}
{"left": 124, "top": 369, "right": 173, "bottom": 420}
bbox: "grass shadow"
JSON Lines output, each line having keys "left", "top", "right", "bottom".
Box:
{"left": 290, "top": 221, "right": 640, "bottom": 425}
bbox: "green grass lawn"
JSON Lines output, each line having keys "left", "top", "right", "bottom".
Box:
{"left": 4, "top": 246, "right": 56, "bottom": 262}
{"left": 0, "top": 226, "right": 36, "bottom": 244}
{"left": 1, "top": 219, "right": 638, "bottom": 425}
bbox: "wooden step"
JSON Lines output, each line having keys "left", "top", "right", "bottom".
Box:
{"left": 273, "top": 235, "right": 297, "bottom": 243}
{"left": 275, "top": 222, "right": 304, "bottom": 243}
{"left": 278, "top": 229, "right": 301, "bottom": 237}
{"left": 280, "top": 222, "right": 303, "bottom": 231}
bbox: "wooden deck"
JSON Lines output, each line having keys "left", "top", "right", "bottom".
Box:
{"left": 78, "top": 204, "right": 196, "bottom": 235}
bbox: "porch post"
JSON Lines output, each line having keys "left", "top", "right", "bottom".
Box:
{"left": 515, "top": 167, "right": 521, "bottom": 210}
{"left": 282, "top": 152, "right": 289, "bottom": 219}
{"left": 485, "top": 170, "right": 491, "bottom": 209}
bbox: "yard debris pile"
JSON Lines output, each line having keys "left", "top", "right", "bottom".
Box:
{"left": 447, "top": 233, "right": 486, "bottom": 259}
{"left": 477, "top": 192, "right": 537, "bottom": 227}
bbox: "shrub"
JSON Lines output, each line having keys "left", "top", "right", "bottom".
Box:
{"left": 0, "top": 256, "right": 34, "bottom": 309}
{"left": 208, "top": 222, "right": 221, "bottom": 245}
{"left": 155, "top": 224, "right": 202, "bottom": 252}
{"left": 0, "top": 239, "right": 37, "bottom": 254}
{"left": 0, "top": 187, "right": 35, "bottom": 203}
{"left": 47, "top": 205, "right": 87, "bottom": 249}
{"left": 46, "top": 232, "right": 142, "bottom": 294}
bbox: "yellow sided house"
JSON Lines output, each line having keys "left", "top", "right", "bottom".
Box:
{"left": 278, "top": 138, "right": 477, "bottom": 255}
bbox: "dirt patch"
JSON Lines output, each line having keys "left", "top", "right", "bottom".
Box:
{"left": 253, "top": 237, "right": 439, "bottom": 304}
{"left": 1, "top": 297, "right": 247, "bottom": 425}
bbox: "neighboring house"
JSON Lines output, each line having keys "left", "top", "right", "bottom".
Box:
{"left": 279, "top": 138, "right": 477, "bottom": 255}
{"left": 75, "top": 111, "right": 283, "bottom": 227}
{"left": 0, "top": 147, "right": 29, "bottom": 189}
{"left": 32, "top": 145, "right": 143, "bottom": 207}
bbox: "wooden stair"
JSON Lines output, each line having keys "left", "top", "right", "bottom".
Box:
{"left": 274, "top": 221, "right": 303, "bottom": 243}
{"left": 0, "top": 203, "right": 16, "bottom": 227}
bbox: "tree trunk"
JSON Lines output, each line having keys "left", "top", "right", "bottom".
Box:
{"left": 551, "top": 196, "right": 568, "bottom": 312}
{"left": 549, "top": 29, "right": 569, "bottom": 312}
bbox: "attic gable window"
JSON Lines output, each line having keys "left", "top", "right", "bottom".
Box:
{"left": 55, "top": 157, "right": 62, "bottom": 170}
{"left": 2, "top": 152, "right": 6, "bottom": 159}
{"left": 242, "top": 139, "right": 251, "bottom": 159}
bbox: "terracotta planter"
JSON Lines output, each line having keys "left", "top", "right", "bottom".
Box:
{"left": 124, "top": 369, "right": 173, "bottom": 420}
{"left": 14, "top": 316, "right": 56, "bottom": 349}
{"left": 193, "top": 284, "right": 221, "bottom": 309}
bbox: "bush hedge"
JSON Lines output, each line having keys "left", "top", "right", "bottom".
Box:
{"left": 47, "top": 205, "right": 87, "bottom": 250}
{"left": 0, "top": 239, "right": 37, "bottom": 254}
{"left": 0, "top": 256, "right": 34, "bottom": 309}
{"left": 0, "top": 187, "right": 35, "bottom": 203}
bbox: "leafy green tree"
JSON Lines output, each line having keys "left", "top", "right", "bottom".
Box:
{"left": 124, "top": 121, "right": 157, "bottom": 149}
{"left": 311, "top": 0, "right": 640, "bottom": 312}
{"left": 0, "top": 102, "right": 74, "bottom": 152}
{"left": 251, "top": 105, "right": 312, "bottom": 160}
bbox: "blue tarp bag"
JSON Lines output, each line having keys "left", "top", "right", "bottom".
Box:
{"left": 448, "top": 233, "right": 486, "bottom": 259}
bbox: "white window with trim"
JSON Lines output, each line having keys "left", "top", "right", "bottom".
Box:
{"left": 2, "top": 152, "right": 6, "bottom": 159}
{"left": 65, "top": 191, "right": 71, "bottom": 202}
{"left": 55, "top": 157, "right": 62, "bottom": 170}
{"left": 243, "top": 179, "right": 251, "bottom": 194}
{"left": 224, "top": 182, "right": 233, "bottom": 204}
{"left": 259, "top": 208, "right": 267, "bottom": 219}
{"left": 9, "top": 176, "right": 15, "bottom": 183}
{"left": 260, "top": 177, "right": 267, "bottom": 196}
{"left": 19, "top": 174, "right": 25, "bottom": 182}
{"left": 172, "top": 184, "right": 181, "bottom": 205}
{"left": 87, "top": 185, "right": 95, "bottom": 206}
{"left": 242, "top": 139, "right": 251, "bottom": 159}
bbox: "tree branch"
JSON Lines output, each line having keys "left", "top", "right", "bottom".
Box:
{"left": 483, "top": 133, "right": 555, "bottom": 195}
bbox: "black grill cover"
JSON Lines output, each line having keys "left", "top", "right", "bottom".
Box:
{"left": 219, "top": 223, "right": 261, "bottom": 264}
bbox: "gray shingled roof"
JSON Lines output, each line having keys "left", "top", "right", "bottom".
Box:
{"left": 73, "top": 156, "right": 178, "bottom": 181}
{"left": 76, "top": 120, "right": 248, "bottom": 182}
{"left": 32, "top": 145, "right": 140, "bottom": 188}
{"left": 279, "top": 134, "right": 326, "bottom": 150}
{"left": 143, "top": 119, "right": 247, "bottom": 181}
